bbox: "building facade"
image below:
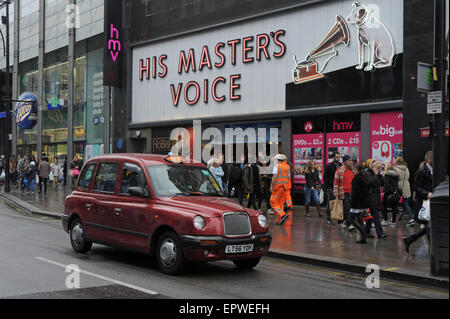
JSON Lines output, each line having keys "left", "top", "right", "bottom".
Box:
{"left": 1, "top": 0, "right": 448, "bottom": 201}
{"left": 122, "top": 0, "right": 448, "bottom": 201}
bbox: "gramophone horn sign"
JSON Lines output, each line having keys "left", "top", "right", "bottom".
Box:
{"left": 292, "top": 15, "right": 350, "bottom": 85}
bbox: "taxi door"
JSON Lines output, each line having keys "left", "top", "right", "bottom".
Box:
{"left": 111, "top": 162, "right": 153, "bottom": 252}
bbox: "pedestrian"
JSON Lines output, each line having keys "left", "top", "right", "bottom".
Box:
{"left": 394, "top": 157, "right": 414, "bottom": 225}
{"left": 228, "top": 162, "right": 244, "bottom": 204}
{"left": 403, "top": 151, "right": 433, "bottom": 253}
{"left": 38, "top": 156, "right": 50, "bottom": 194}
{"left": 70, "top": 155, "right": 81, "bottom": 188}
{"left": 209, "top": 158, "right": 225, "bottom": 192}
{"left": 63, "top": 157, "right": 67, "bottom": 187}
{"left": 381, "top": 162, "right": 400, "bottom": 225}
{"left": 50, "top": 158, "right": 59, "bottom": 189}
{"left": 18, "top": 154, "right": 29, "bottom": 190}
{"left": 26, "top": 155, "right": 37, "bottom": 195}
{"left": 270, "top": 154, "right": 291, "bottom": 225}
{"left": 9, "top": 156, "right": 18, "bottom": 187}
{"left": 303, "top": 160, "right": 322, "bottom": 217}
{"left": 324, "top": 152, "right": 342, "bottom": 224}
{"left": 243, "top": 162, "right": 262, "bottom": 210}
{"left": 364, "top": 160, "right": 388, "bottom": 239}
{"left": 220, "top": 154, "right": 230, "bottom": 196}
{"left": 333, "top": 155, "right": 355, "bottom": 230}
{"left": 349, "top": 164, "right": 371, "bottom": 244}
{"left": 260, "top": 160, "right": 273, "bottom": 213}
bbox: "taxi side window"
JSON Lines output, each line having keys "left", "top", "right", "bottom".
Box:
{"left": 120, "top": 163, "right": 149, "bottom": 196}
{"left": 78, "top": 163, "right": 96, "bottom": 189}
{"left": 93, "top": 162, "right": 120, "bottom": 193}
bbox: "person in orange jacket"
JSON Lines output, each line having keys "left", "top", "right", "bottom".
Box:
{"left": 270, "top": 154, "right": 291, "bottom": 225}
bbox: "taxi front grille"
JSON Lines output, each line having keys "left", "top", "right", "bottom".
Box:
{"left": 223, "top": 212, "right": 252, "bottom": 237}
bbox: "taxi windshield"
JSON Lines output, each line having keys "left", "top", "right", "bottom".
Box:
{"left": 146, "top": 165, "right": 224, "bottom": 197}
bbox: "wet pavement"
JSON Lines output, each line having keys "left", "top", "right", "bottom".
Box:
{"left": 0, "top": 183, "right": 432, "bottom": 277}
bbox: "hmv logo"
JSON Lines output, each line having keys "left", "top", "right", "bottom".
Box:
{"left": 333, "top": 120, "right": 354, "bottom": 131}
{"left": 108, "top": 24, "right": 121, "bottom": 62}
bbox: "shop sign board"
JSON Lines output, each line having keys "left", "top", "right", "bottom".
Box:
{"left": 131, "top": 0, "right": 403, "bottom": 124}
{"left": 370, "top": 111, "right": 403, "bottom": 164}
{"left": 326, "top": 132, "right": 361, "bottom": 164}
{"left": 292, "top": 134, "right": 324, "bottom": 185}
{"left": 14, "top": 92, "right": 38, "bottom": 130}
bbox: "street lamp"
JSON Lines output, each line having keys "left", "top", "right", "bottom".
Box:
{"left": 1, "top": 0, "right": 11, "bottom": 193}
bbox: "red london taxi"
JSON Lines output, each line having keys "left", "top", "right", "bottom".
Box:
{"left": 62, "top": 154, "right": 272, "bottom": 275}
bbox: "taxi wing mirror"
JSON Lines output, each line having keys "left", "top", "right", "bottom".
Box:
{"left": 128, "top": 186, "right": 147, "bottom": 197}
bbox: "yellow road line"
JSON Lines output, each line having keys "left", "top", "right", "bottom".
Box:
{"left": 263, "top": 257, "right": 449, "bottom": 296}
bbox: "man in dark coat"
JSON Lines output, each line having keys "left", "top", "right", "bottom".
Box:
{"left": 404, "top": 151, "right": 433, "bottom": 253}
{"left": 324, "top": 152, "right": 342, "bottom": 224}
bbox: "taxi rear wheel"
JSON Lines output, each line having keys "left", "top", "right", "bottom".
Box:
{"left": 69, "top": 218, "right": 92, "bottom": 253}
{"left": 156, "top": 231, "right": 185, "bottom": 275}
{"left": 233, "top": 258, "right": 261, "bottom": 270}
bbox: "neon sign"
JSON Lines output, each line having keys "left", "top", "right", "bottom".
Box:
{"left": 108, "top": 24, "right": 121, "bottom": 62}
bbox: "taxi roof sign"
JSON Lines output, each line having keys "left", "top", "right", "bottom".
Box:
{"left": 164, "top": 155, "right": 184, "bottom": 164}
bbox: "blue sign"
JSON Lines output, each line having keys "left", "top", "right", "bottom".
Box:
{"left": 14, "top": 92, "right": 38, "bottom": 130}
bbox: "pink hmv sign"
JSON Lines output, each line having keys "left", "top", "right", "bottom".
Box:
{"left": 326, "top": 132, "right": 361, "bottom": 164}
{"left": 370, "top": 112, "right": 403, "bottom": 164}
{"left": 292, "top": 134, "right": 324, "bottom": 185}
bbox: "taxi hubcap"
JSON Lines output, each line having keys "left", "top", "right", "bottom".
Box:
{"left": 160, "top": 239, "right": 177, "bottom": 268}
{"left": 71, "top": 223, "right": 84, "bottom": 247}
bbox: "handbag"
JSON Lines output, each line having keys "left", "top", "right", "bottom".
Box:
{"left": 418, "top": 200, "right": 430, "bottom": 221}
{"left": 330, "top": 199, "right": 344, "bottom": 220}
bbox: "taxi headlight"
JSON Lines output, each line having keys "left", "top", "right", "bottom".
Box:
{"left": 193, "top": 216, "right": 206, "bottom": 230}
{"left": 258, "top": 214, "right": 268, "bottom": 228}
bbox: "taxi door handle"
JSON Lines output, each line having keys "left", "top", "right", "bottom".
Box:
{"left": 114, "top": 208, "right": 122, "bottom": 216}
{"left": 85, "top": 204, "right": 92, "bottom": 209}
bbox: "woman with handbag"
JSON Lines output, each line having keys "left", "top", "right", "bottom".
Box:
{"left": 70, "top": 155, "right": 81, "bottom": 188}
{"left": 364, "top": 160, "right": 388, "bottom": 239}
{"left": 381, "top": 162, "right": 400, "bottom": 225}
{"left": 304, "top": 160, "right": 322, "bottom": 217}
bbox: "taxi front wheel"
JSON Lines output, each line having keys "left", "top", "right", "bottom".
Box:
{"left": 69, "top": 218, "right": 92, "bottom": 253}
{"left": 156, "top": 231, "right": 185, "bottom": 275}
{"left": 233, "top": 258, "right": 261, "bottom": 270}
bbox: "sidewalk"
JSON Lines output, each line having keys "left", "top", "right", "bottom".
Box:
{"left": 0, "top": 185, "right": 448, "bottom": 288}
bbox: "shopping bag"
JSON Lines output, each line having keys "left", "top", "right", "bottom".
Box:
{"left": 418, "top": 200, "right": 430, "bottom": 221}
{"left": 330, "top": 199, "right": 344, "bottom": 220}
{"left": 319, "top": 189, "right": 324, "bottom": 204}
{"left": 49, "top": 171, "right": 54, "bottom": 182}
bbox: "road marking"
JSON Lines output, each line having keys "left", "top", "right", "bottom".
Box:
{"left": 35, "top": 257, "right": 159, "bottom": 295}
{"left": 262, "top": 257, "right": 449, "bottom": 297}
{"left": 384, "top": 267, "right": 400, "bottom": 271}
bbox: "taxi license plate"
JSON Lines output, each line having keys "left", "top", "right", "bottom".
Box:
{"left": 225, "top": 244, "right": 254, "bottom": 254}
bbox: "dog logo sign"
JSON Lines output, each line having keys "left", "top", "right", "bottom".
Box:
{"left": 347, "top": 1, "right": 395, "bottom": 71}
{"left": 292, "top": 2, "right": 396, "bottom": 85}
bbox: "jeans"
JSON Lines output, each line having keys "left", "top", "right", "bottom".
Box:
{"left": 325, "top": 188, "right": 335, "bottom": 221}
{"left": 382, "top": 196, "right": 399, "bottom": 222}
{"left": 39, "top": 177, "right": 48, "bottom": 193}
{"left": 402, "top": 197, "right": 414, "bottom": 220}
{"left": 349, "top": 212, "right": 367, "bottom": 239}
{"left": 338, "top": 193, "right": 351, "bottom": 226}
{"left": 304, "top": 186, "right": 320, "bottom": 206}
{"left": 27, "top": 178, "right": 36, "bottom": 193}
{"left": 365, "top": 204, "right": 384, "bottom": 238}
